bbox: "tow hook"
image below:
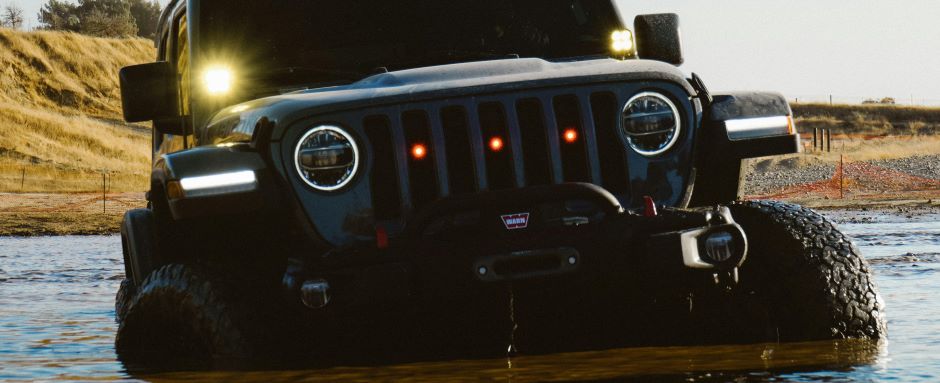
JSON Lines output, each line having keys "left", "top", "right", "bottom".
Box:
{"left": 282, "top": 262, "right": 331, "bottom": 309}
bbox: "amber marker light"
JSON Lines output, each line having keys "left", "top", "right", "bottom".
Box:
{"left": 563, "top": 128, "right": 579, "bottom": 144}
{"left": 411, "top": 143, "right": 428, "bottom": 160}
{"left": 489, "top": 136, "right": 505, "bottom": 152}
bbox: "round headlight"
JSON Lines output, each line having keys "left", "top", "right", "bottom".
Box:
{"left": 620, "top": 92, "right": 681, "bottom": 156}
{"left": 294, "top": 125, "right": 360, "bottom": 191}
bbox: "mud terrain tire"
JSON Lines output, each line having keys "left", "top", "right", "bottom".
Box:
{"left": 115, "top": 279, "right": 135, "bottom": 323}
{"left": 115, "top": 264, "right": 263, "bottom": 368}
{"left": 727, "top": 200, "right": 886, "bottom": 341}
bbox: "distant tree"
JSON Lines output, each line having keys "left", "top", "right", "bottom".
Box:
{"left": 38, "top": 0, "right": 161, "bottom": 37}
{"left": 128, "top": 0, "right": 160, "bottom": 38}
{"left": 38, "top": 0, "right": 80, "bottom": 31}
{"left": 1, "top": 3, "right": 25, "bottom": 29}
{"left": 862, "top": 97, "right": 898, "bottom": 105}
{"left": 77, "top": 0, "right": 137, "bottom": 37}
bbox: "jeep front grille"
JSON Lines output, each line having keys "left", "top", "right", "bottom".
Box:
{"left": 362, "top": 88, "right": 632, "bottom": 221}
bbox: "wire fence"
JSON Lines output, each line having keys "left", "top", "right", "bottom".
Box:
{"left": 0, "top": 167, "right": 147, "bottom": 193}
{"left": 748, "top": 160, "right": 940, "bottom": 201}
{"left": 789, "top": 94, "right": 940, "bottom": 107}
{"left": 0, "top": 192, "right": 145, "bottom": 215}
{"left": 0, "top": 167, "right": 147, "bottom": 214}
{"left": 744, "top": 136, "right": 940, "bottom": 202}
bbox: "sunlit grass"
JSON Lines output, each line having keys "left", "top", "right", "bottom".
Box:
{"left": 0, "top": 29, "right": 153, "bottom": 192}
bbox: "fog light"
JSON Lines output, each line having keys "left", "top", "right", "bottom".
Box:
{"left": 610, "top": 29, "right": 635, "bottom": 58}
{"left": 703, "top": 232, "right": 735, "bottom": 263}
{"left": 300, "top": 279, "right": 330, "bottom": 309}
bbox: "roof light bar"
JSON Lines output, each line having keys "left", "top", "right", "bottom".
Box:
{"left": 178, "top": 170, "right": 258, "bottom": 198}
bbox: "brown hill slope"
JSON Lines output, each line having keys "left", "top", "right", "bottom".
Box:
{"left": 0, "top": 29, "right": 154, "bottom": 192}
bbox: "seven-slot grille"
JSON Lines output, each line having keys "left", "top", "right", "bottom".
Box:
{"left": 363, "top": 86, "right": 635, "bottom": 221}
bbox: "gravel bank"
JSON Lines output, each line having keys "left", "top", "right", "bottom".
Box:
{"left": 867, "top": 155, "right": 940, "bottom": 180}
{"left": 743, "top": 157, "right": 835, "bottom": 196}
{"left": 743, "top": 155, "right": 940, "bottom": 197}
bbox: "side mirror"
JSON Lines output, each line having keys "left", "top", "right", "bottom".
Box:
{"left": 634, "top": 13, "right": 684, "bottom": 66}
{"left": 120, "top": 62, "right": 179, "bottom": 123}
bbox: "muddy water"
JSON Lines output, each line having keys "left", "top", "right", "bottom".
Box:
{"left": 0, "top": 210, "right": 938, "bottom": 382}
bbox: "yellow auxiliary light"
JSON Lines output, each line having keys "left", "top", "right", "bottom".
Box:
{"left": 203, "top": 66, "right": 234, "bottom": 95}
{"left": 611, "top": 29, "right": 635, "bottom": 58}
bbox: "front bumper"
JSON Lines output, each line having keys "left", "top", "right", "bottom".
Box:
{"left": 283, "top": 184, "right": 747, "bottom": 314}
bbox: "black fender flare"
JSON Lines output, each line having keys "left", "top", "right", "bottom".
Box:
{"left": 150, "top": 144, "right": 277, "bottom": 220}
{"left": 690, "top": 92, "right": 801, "bottom": 206}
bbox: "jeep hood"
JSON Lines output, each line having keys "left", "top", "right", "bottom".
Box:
{"left": 207, "top": 58, "right": 694, "bottom": 142}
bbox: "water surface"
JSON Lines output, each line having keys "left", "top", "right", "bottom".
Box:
{"left": 0, "top": 210, "right": 938, "bottom": 382}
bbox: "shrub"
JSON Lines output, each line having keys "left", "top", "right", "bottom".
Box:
{"left": 37, "top": 0, "right": 161, "bottom": 38}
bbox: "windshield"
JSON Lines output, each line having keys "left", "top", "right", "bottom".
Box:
{"left": 197, "top": 0, "right": 624, "bottom": 94}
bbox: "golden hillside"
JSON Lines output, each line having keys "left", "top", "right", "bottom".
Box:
{"left": 0, "top": 29, "right": 154, "bottom": 192}
{"left": 0, "top": 28, "right": 936, "bottom": 194}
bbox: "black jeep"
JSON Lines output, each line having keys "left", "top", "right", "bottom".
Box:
{"left": 115, "top": 0, "right": 885, "bottom": 368}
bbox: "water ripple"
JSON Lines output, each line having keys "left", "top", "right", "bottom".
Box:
{"left": 0, "top": 213, "right": 939, "bottom": 381}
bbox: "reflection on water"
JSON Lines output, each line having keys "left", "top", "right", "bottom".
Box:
{"left": 0, "top": 209, "right": 939, "bottom": 382}
{"left": 144, "top": 339, "right": 883, "bottom": 382}
{"left": 0, "top": 236, "right": 124, "bottom": 382}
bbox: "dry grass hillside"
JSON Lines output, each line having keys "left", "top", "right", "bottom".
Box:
{"left": 0, "top": 29, "right": 936, "bottom": 193}
{"left": 792, "top": 103, "right": 940, "bottom": 136}
{"left": 0, "top": 28, "right": 154, "bottom": 192}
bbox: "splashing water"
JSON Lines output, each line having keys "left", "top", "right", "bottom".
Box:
{"left": 1, "top": 208, "right": 940, "bottom": 381}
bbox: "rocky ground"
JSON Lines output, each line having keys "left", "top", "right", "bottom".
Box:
{"left": 743, "top": 154, "right": 940, "bottom": 198}
{"left": 820, "top": 202, "right": 940, "bottom": 224}
{"left": 868, "top": 155, "right": 940, "bottom": 180}
{"left": 743, "top": 157, "right": 836, "bottom": 196}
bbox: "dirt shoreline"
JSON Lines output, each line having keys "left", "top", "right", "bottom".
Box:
{"left": 0, "top": 192, "right": 145, "bottom": 236}
{"left": 0, "top": 192, "right": 936, "bottom": 237}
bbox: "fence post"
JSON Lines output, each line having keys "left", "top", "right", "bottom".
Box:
{"left": 20, "top": 168, "right": 25, "bottom": 191}
{"left": 102, "top": 172, "right": 107, "bottom": 214}
{"left": 813, "top": 128, "right": 818, "bottom": 151}
{"left": 827, "top": 129, "right": 832, "bottom": 153}
{"left": 840, "top": 154, "right": 845, "bottom": 199}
